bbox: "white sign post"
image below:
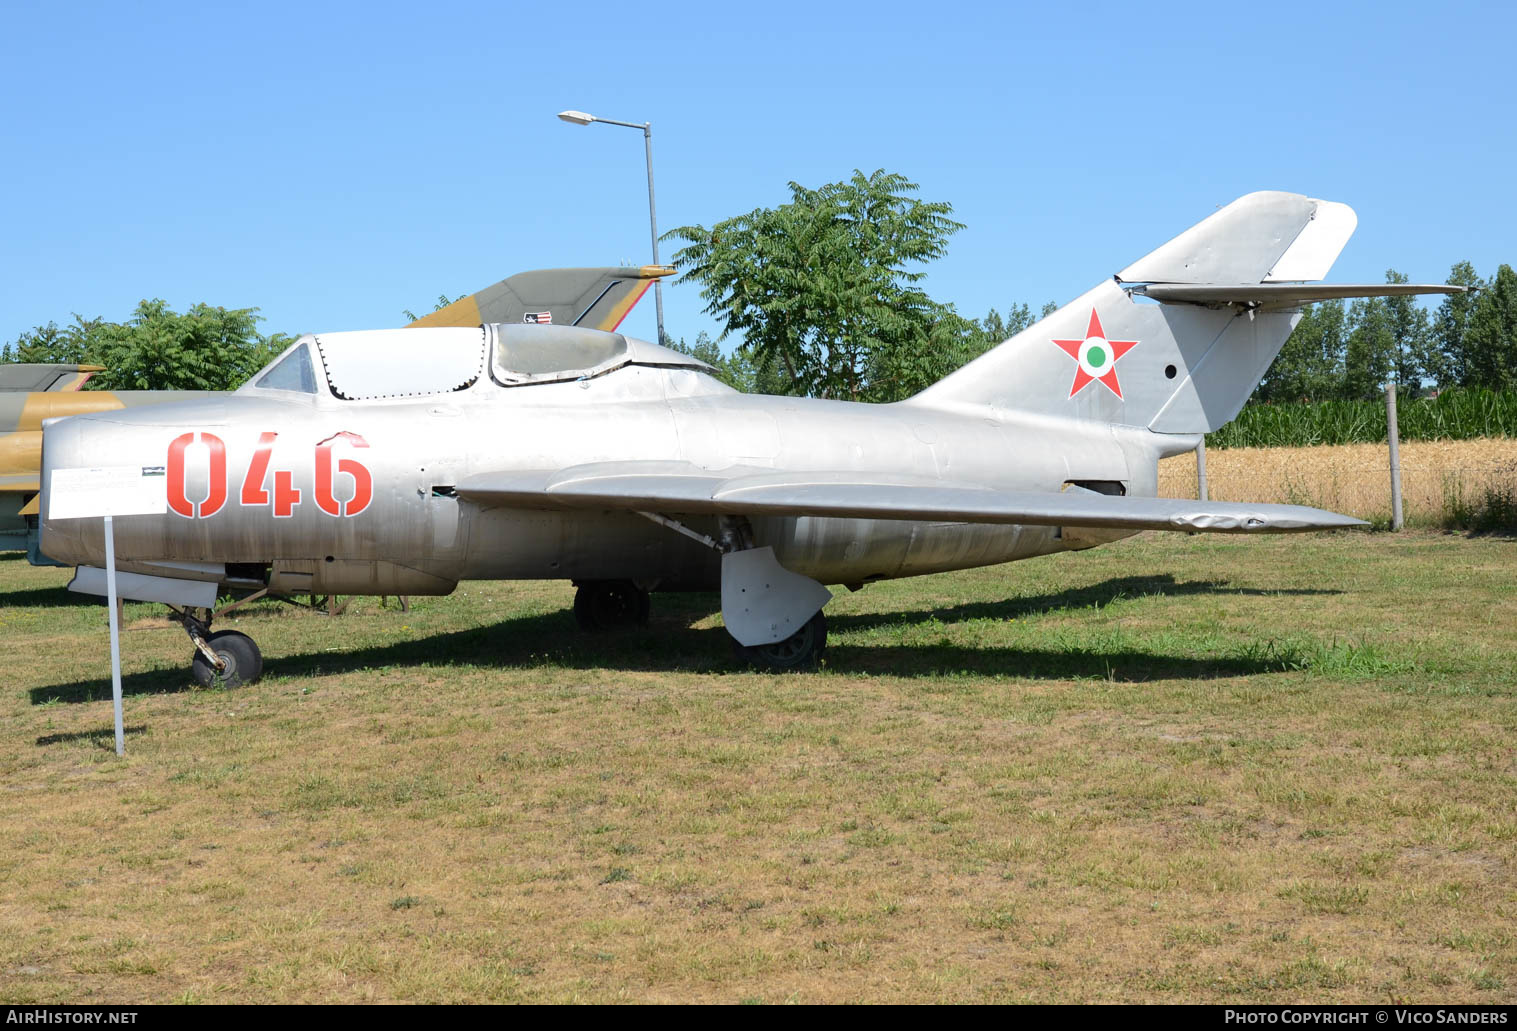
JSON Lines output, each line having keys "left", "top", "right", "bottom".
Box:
{"left": 49, "top": 466, "right": 169, "bottom": 757}
{"left": 104, "top": 514, "right": 123, "bottom": 755}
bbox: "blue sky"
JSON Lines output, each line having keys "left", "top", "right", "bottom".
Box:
{"left": 3, "top": 0, "right": 1511, "bottom": 353}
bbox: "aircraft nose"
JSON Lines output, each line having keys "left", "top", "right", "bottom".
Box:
{"left": 38, "top": 415, "right": 88, "bottom": 564}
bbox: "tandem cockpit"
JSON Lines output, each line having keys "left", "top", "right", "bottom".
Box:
{"left": 242, "top": 324, "right": 728, "bottom": 403}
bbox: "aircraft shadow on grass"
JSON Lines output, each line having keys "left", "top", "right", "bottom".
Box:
{"left": 28, "top": 574, "right": 1333, "bottom": 707}
{"left": 0, "top": 583, "right": 100, "bottom": 608}
{"left": 823, "top": 573, "right": 1338, "bottom": 633}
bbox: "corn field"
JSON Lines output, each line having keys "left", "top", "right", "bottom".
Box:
{"left": 1207, "top": 388, "right": 1517, "bottom": 449}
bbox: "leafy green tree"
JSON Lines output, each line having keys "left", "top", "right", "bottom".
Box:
{"left": 1463, "top": 263, "right": 1517, "bottom": 390}
{"left": 864, "top": 305, "right": 986, "bottom": 401}
{"left": 668, "top": 169, "right": 966, "bottom": 402}
{"left": 1427, "top": 261, "right": 1485, "bottom": 388}
{"left": 3, "top": 316, "right": 106, "bottom": 367}
{"left": 1256, "top": 299, "right": 1347, "bottom": 402}
{"left": 976, "top": 303, "right": 1036, "bottom": 345}
{"left": 1382, "top": 269, "right": 1431, "bottom": 394}
{"left": 665, "top": 331, "right": 787, "bottom": 394}
{"left": 1342, "top": 295, "right": 1397, "bottom": 400}
{"left": 2, "top": 300, "right": 292, "bottom": 391}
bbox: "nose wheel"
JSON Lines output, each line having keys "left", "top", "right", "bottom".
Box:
{"left": 172, "top": 607, "right": 264, "bottom": 688}
{"left": 573, "top": 580, "right": 651, "bottom": 631}
{"left": 190, "top": 630, "right": 264, "bottom": 688}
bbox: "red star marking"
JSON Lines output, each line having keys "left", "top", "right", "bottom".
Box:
{"left": 1052, "top": 308, "right": 1139, "bottom": 399}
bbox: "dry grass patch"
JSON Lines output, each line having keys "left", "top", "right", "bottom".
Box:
{"left": 1159, "top": 437, "right": 1517, "bottom": 527}
{"left": 1, "top": 531, "right": 1514, "bottom": 1003}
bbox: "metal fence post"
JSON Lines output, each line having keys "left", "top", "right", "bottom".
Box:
{"left": 1386, "top": 383, "right": 1404, "bottom": 531}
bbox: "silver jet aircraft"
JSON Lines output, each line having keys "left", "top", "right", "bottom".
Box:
{"left": 38, "top": 191, "right": 1463, "bottom": 684}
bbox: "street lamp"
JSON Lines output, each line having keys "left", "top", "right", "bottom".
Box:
{"left": 557, "top": 109, "right": 667, "bottom": 345}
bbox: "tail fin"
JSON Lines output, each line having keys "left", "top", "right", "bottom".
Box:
{"left": 407, "top": 266, "right": 672, "bottom": 332}
{"left": 0, "top": 364, "right": 104, "bottom": 392}
{"left": 909, "top": 191, "right": 1459, "bottom": 434}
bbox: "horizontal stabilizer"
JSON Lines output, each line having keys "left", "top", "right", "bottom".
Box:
{"left": 1136, "top": 283, "right": 1469, "bottom": 309}
{"left": 1, "top": 473, "right": 40, "bottom": 493}
{"left": 456, "top": 462, "right": 1367, "bottom": 534}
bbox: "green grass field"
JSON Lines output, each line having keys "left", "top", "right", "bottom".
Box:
{"left": 1, "top": 531, "right": 1514, "bottom": 1004}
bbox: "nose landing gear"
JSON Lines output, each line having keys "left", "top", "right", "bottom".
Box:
{"left": 173, "top": 609, "right": 264, "bottom": 688}
{"left": 190, "top": 630, "right": 264, "bottom": 688}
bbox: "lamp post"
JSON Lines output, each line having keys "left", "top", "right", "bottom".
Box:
{"left": 557, "top": 109, "right": 667, "bottom": 345}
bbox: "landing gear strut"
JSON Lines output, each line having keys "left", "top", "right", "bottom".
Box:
{"left": 173, "top": 608, "right": 264, "bottom": 688}
{"left": 573, "top": 580, "right": 651, "bottom": 631}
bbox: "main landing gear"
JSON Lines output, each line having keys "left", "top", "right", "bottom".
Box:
{"left": 572, "top": 579, "right": 651, "bottom": 631}
{"left": 172, "top": 608, "right": 264, "bottom": 688}
{"left": 732, "top": 610, "right": 827, "bottom": 671}
{"left": 622, "top": 513, "right": 833, "bottom": 671}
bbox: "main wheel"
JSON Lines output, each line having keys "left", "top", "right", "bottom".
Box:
{"left": 737, "top": 610, "right": 827, "bottom": 671}
{"left": 573, "top": 580, "right": 651, "bottom": 631}
{"left": 191, "top": 630, "right": 263, "bottom": 688}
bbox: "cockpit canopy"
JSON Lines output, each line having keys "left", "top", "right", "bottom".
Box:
{"left": 492, "top": 324, "right": 630, "bottom": 385}
{"left": 317, "top": 327, "right": 486, "bottom": 400}
{"left": 249, "top": 324, "right": 713, "bottom": 401}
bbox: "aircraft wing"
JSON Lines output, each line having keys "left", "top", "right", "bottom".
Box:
{"left": 407, "top": 266, "right": 672, "bottom": 331}
{"left": 455, "top": 462, "right": 1366, "bottom": 534}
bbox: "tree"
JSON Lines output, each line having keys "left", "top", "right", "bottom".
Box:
{"left": 667, "top": 169, "right": 966, "bottom": 402}
{"left": 1382, "top": 268, "right": 1431, "bottom": 394}
{"left": 1463, "top": 263, "right": 1517, "bottom": 390}
{"left": 2, "top": 300, "right": 292, "bottom": 391}
{"left": 1427, "top": 260, "right": 1485, "bottom": 388}
{"left": 1255, "top": 299, "right": 1347, "bottom": 402}
{"left": 975, "top": 303, "right": 1036, "bottom": 346}
{"left": 665, "top": 331, "right": 789, "bottom": 394}
{"left": 3, "top": 316, "right": 105, "bottom": 367}
{"left": 1342, "top": 295, "right": 1396, "bottom": 400}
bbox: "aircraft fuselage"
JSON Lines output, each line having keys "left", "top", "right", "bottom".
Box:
{"left": 39, "top": 363, "right": 1177, "bottom": 597}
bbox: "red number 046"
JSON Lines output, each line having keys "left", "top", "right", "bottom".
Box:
{"left": 167, "top": 431, "right": 373, "bottom": 519}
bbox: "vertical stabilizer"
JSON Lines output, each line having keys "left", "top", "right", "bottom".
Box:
{"left": 407, "top": 266, "right": 671, "bottom": 331}
{"left": 908, "top": 192, "right": 1355, "bottom": 434}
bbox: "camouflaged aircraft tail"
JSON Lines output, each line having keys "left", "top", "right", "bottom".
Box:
{"left": 908, "top": 192, "right": 1359, "bottom": 435}
{"left": 0, "top": 363, "right": 104, "bottom": 392}
{"left": 407, "top": 266, "right": 672, "bottom": 333}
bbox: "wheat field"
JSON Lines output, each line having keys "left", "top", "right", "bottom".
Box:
{"left": 1159, "top": 438, "right": 1517, "bottom": 526}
